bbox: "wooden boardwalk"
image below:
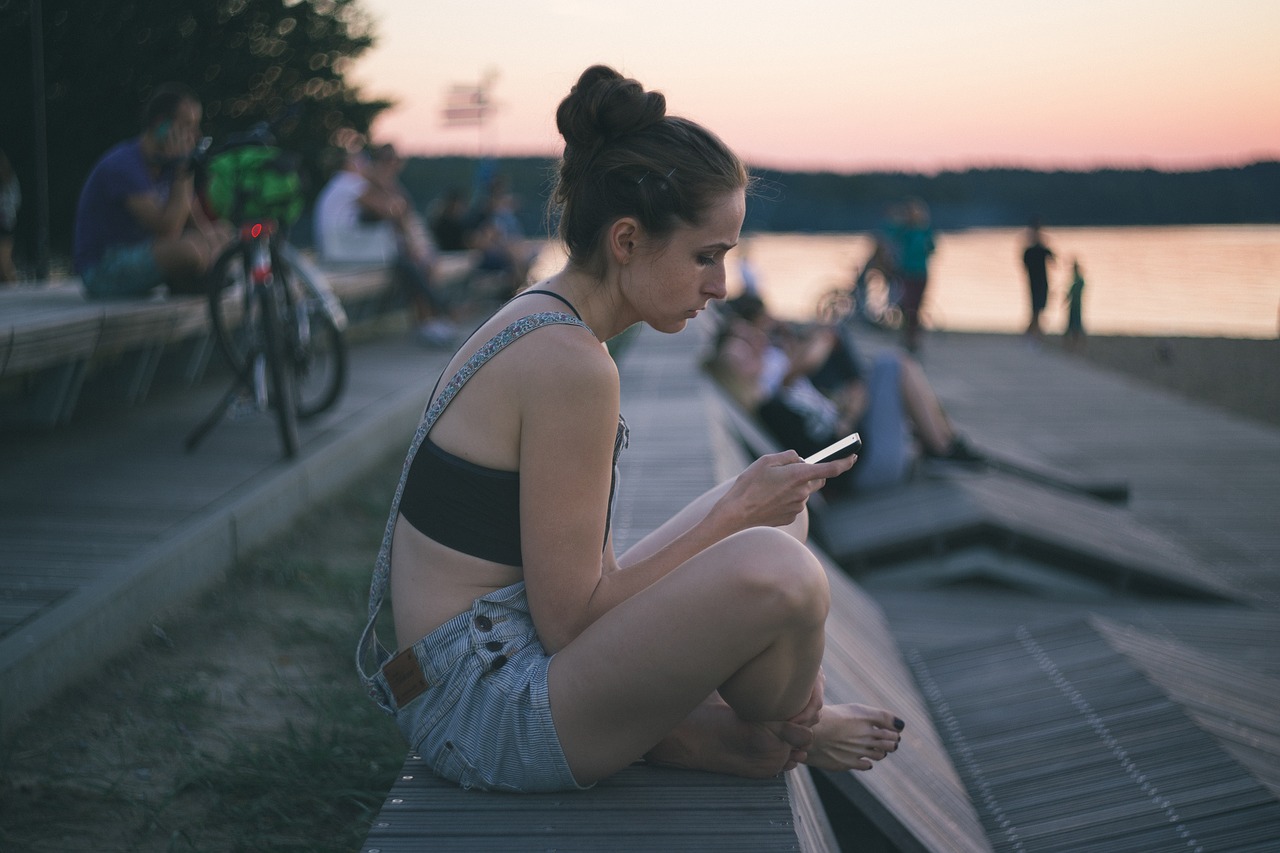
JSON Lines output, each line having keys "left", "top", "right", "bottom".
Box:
{"left": 852, "top": 326, "right": 1280, "bottom": 851}
{"left": 912, "top": 330, "right": 1280, "bottom": 606}
{"left": 4, "top": 304, "right": 1279, "bottom": 850}
{"left": 0, "top": 332, "right": 459, "bottom": 728}
{"left": 701, "top": 320, "right": 1280, "bottom": 850}
{"left": 363, "top": 759, "right": 808, "bottom": 852}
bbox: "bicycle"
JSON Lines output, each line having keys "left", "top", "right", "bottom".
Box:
{"left": 813, "top": 231, "right": 908, "bottom": 330}
{"left": 815, "top": 260, "right": 904, "bottom": 330}
{"left": 185, "top": 124, "right": 348, "bottom": 459}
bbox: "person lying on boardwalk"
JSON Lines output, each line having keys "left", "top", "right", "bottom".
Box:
{"left": 357, "top": 65, "right": 904, "bottom": 793}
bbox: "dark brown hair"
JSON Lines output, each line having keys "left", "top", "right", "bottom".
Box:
{"left": 551, "top": 65, "right": 748, "bottom": 272}
{"left": 142, "top": 82, "right": 199, "bottom": 130}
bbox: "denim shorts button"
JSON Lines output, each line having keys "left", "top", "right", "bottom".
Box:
{"left": 474, "top": 614, "right": 492, "bottom": 632}
{"left": 485, "top": 640, "right": 504, "bottom": 652}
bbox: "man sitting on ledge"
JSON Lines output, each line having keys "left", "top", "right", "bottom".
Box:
{"left": 314, "top": 144, "right": 458, "bottom": 346}
{"left": 74, "top": 83, "right": 229, "bottom": 299}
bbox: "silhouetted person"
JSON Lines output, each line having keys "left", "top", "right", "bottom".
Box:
{"left": 1064, "top": 257, "right": 1086, "bottom": 351}
{"left": 1021, "top": 221, "right": 1056, "bottom": 341}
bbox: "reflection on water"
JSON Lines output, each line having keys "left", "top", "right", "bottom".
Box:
{"left": 533, "top": 225, "right": 1280, "bottom": 339}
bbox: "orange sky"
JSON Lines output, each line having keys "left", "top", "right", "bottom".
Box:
{"left": 350, "top": 0, "right": 1280, "bottom": 173}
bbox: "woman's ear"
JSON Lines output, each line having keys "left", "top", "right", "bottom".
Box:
{"left": 606, "top": 217, "right": 640, "bottom": 266}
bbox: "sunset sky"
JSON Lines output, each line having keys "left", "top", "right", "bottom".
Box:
{"left": 349, "top": 0, "right": 1280, "bottom": 174}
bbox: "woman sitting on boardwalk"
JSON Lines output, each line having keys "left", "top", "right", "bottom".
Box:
{"left": 358, "top": 65, "right": 904, "bottom": 792}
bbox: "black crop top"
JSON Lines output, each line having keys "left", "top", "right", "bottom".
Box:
{"left": 397, "top": 291, "right": 628, "bottom": 566}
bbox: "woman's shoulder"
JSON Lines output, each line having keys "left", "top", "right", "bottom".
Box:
{"left": 495, "top": 318, "right": 618, "bottom": 432}
{"left": 472, "top": 306, "right": 614, "bottom": 381}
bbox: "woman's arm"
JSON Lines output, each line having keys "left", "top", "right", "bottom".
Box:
{"left": 126, "top": 168, "right": 196, "bottom": 241}
{"left": 517, "top": 332, "right": 853, "bottom": 653}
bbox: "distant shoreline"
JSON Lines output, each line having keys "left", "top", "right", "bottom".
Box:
{"left": 950, "top": 332, "right": 1279, "bottom": 428}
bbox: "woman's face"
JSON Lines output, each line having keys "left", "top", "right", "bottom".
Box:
{"left": 627, "top": 187, "right": 746, "bottom": 333}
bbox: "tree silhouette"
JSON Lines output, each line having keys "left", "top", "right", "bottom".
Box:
{"left": 0, "top": 0, "right": 390, "bottom": 259}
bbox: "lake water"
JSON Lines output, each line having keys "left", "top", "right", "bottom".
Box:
{"left": 535, "top": 225, "right": 1280, "bottom": 339}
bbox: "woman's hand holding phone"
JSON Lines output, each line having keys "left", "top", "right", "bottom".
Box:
{"left": 804, "top": 432, "right": 861, "bottom": 464}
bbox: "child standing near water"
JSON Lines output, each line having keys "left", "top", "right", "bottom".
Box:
{"left": 1064, "top": 258, "right": 1086, "bottom": 351}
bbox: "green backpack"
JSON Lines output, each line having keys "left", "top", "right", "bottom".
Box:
{"left": 205, "top": 146, "right": 304, "bottom": 225}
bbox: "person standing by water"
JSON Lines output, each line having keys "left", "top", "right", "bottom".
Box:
{"left": 896, "top": 198, "right": 934, "bottom": 353}
{"left": 1021, "top": 220, "right": 1056, "bottom": 342}
{"left": 357, "top": 64, "right": 905, "bottom": 793}
{"left": 1064, "top": 257, "right": 1086, "bottom": 351}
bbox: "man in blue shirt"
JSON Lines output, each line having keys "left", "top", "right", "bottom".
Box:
{"left": 74, "top": 83, "right": 229, "bottom": 298}
{"left": 896, "top": 198, "right": 935, "bottom": 353}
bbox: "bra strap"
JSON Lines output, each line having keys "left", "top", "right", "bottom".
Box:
{"left": 515, "top": 288, "right": 582, "bottom": 320}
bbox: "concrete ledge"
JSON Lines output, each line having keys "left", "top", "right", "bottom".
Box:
{"left": 0, "top": 361, "right": 433, "bottom": 733}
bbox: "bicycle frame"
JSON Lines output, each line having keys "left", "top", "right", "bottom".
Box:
{"left": 187, "top": 125, "right": 349, "bottom": 459}
{"left": 187, "top": 218, "right": 303, "bottom": 457}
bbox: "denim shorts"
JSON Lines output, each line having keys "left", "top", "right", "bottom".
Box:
{"left": 850, "top": 353, "right": 915, "bottom": 490}
{"left": 81, "top": 242, "right": 164, "bottom": 298}
{"left": 375, "top": 582, "right": 589, "bottom": 793}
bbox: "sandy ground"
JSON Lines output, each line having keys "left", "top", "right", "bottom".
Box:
{"left": 1062, "top": 334, "right": 1278, "bottom": 428}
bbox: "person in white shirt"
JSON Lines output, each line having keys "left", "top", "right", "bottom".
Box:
{"left": 314, "top": 146, "right": 456, "bottom": 345}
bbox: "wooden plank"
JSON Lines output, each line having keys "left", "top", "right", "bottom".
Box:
{"left": 814, "top": 547, "right": 994, "bottom": 853}
{"left": 915, "top": 330, "right": 1280, "bottom": 607}
{"left": 361, "top": 759, "right": 804, "bottom": 853}
{"left": 905, "top": 618, "right": 1280, "bottom": 852}
{"left": 1092, "top": 616, "right": 1280, "bottom": 800}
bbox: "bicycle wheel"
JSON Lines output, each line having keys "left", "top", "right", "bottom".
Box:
{"left": 861, "top": 268, "right": 902, "bottom": 330}
{"left": 274, "top": 254, "right": 347, "bottom": 419}
{"left": 816, "top": 288, "right": 854, "bottom": 325}
{"left": 293, "top": 300, "right": 347, "bottom": 419}
{"left": 207, "top": 243, "right": 256, "bottom": 377}
{"left": 259, "top": 283, "right": 301, "bottom": 457}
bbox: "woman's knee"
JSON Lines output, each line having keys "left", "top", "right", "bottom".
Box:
{"left": 718, "top": 528, "right": 829, "bottom": 624}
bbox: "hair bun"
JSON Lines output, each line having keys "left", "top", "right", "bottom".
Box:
{"left": 556, "top": 65, "right": 667, "bottom": 153}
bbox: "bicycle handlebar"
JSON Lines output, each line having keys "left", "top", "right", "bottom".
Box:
{"left": 190, "top": 121, "right": 276, "bottom": 169}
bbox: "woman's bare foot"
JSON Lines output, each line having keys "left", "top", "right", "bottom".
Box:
{"left": 644, "top": 696, "right": 813, "bottom": 778}
{"left": 804, "top": 703, "right": 904, "bottom": 772}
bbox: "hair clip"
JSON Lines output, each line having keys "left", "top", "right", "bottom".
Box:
{"left": 636, "top": 167, "right": 676, "bottom": 186}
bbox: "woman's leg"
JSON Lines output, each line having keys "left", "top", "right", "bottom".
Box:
{"left": 900, "top": 275, "right": 927, "bottom": 351}
{"left": 564, "top": 466, "right": 900, "bottom": 782}
{"left": 849, "top": 354, "right": 915, "bottom": 490}
{"left": 550, "top": 525, "right": 830, "bottom": 785}
{"left": 897, "top": 355, "right": 954, "bottom": 454}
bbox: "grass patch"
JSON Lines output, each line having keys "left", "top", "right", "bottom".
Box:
{"left": 0, "top": 451, "right": 409, "bottom": 852}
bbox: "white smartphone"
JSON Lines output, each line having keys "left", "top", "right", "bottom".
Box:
{"left": 804, "top": 432, "right": 862, "bottom": 464}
